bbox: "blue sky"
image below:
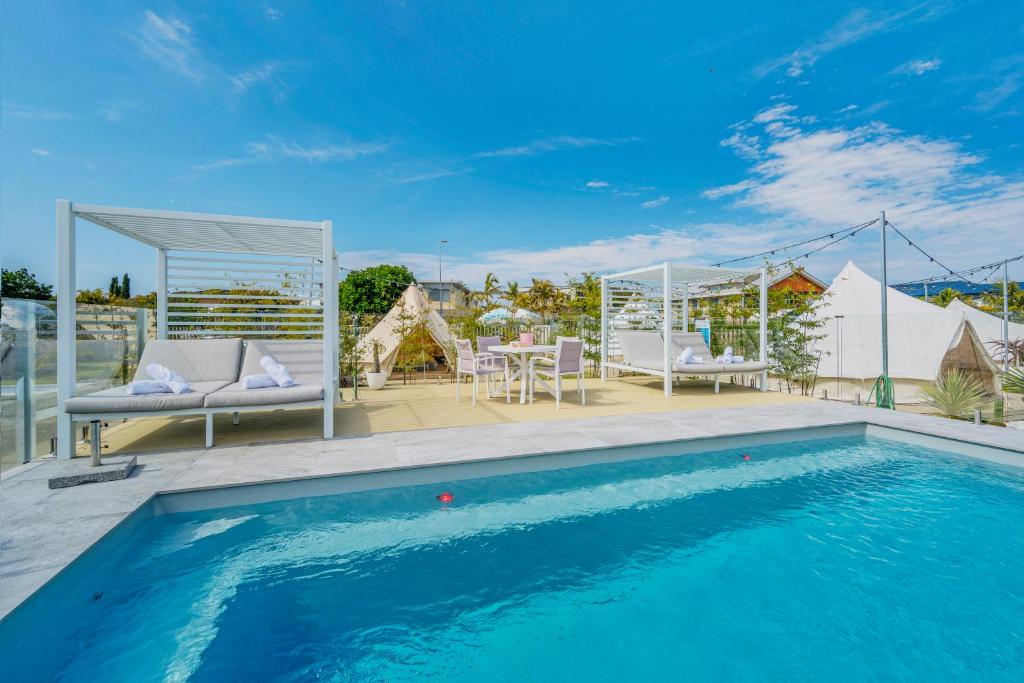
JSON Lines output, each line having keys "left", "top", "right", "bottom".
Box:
{"left": 2, "top": 1, "right": 1022, "bottom": 293}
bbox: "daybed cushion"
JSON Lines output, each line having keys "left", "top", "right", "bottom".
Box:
{"left": 204, "top": 339, "right": 324, "bottom": 408}
{"left": 64, "top": 381, "right": 232, "bottom": 414}
{"left": 615, "top": 330, "right": 666, "bottom": 370}
{"left": 132, "top": 338, "right": 243, "bottom": 383}
{"left": 672, "top": 361, "right": 768, "bottom": 374}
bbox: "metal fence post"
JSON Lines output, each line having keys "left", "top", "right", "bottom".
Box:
{"left": 14, "top": 305, "right": 38, "bottom": 463}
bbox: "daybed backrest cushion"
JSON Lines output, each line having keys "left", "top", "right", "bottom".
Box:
{"left": 133, "top": 338, "right": 243, "bottom": 383}
{"left": 615, "top": 330, "right": 665, "bottom": 370}
{"left": 669, "top": 332, "right": 712, "bottom": 359}
{"left": 240, "top": 340, "right": 324, "bottom": 382}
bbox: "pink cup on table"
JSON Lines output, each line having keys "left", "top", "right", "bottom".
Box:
{"left": 519, "top": 332, "right": 534, "bottom": 346}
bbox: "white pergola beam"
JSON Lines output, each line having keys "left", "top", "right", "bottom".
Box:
{"left": 56, "top": 200, "right": 76, "bottom": 459}
{"left": 322, "top": 220, "right": 337, "bottom": 439}
{"left": 662, "top": 262, "right": 672, "bottom": 397}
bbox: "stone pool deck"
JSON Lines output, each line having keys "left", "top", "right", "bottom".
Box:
{"left": 2, "top": 401, "right": 1022, "bottom": 620}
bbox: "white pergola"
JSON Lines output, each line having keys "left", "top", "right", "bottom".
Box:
{"left": 55, "top": 200, "right": 338, "bottom": 458}
{"left": 600, "top": 262, "right": 768, "bottom": 396}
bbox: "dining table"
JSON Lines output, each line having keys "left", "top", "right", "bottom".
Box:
{"left": 488, "top": 344, "right": 557, "bottom": 404}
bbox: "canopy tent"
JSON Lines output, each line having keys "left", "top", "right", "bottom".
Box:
{"left": 600, "top": 262, "right": 768, "bottom": 396}
{"left": 478, "top": 307, "right": 540, "bottom": 323}
{"left": 56, "top": 201, "right": 338, "bottom": 458}
{"left": 945, "top": 299, "right": 1024, "bottom": 362}
{"left": 359, "top": 285, "right": 454, "bottom": 376}
{"left": 813, "top": 261, "right": 999, "bottom": 390}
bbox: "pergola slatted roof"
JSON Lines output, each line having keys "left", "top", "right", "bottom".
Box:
{"left": 604, "top": 263, "right": 760, "bottom": 285}
{"left": 74, "top": 204, "right": 326, "bottom": 257}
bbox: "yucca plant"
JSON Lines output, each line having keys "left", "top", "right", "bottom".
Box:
{"left": 918, "top": 369, "right": 989, "bottom": 419}
{"left": 1003, "top": 367, "right": 1024, "bottom": 394}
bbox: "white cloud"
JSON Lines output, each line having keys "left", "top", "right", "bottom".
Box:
{"left": 29, "top": 148, "right": 52, "bottom": 156}
{"left": 102, "top": 107, "right": 123, "bottom": 122}
{"left": 891, "top": 58, "right": 942, "bottom": 76}
{"left": 474, "top": 135, "right": 639, "bottom": 158}
{"left": 835, "top": 104, "right": 859, "bottom": 114}
{"left": 264, "top": 6, "right": 283, "bottom": 21}
{"left": 343, "top": 223, "right": 784, "bottom": 287}
{"left": 585, "top": 180, "right": 610, "bottom": 188}
{"left": 230, "top": 62, "right": 280, "bottom": 94}
{"left": 2, "top": 101, "right": 72, "bottom": 120}
{"left": 703, "top": 102, "right": 1024, "bottom": 269}
{"left": 137, "top": 11, "right": 205, "bottom": 80}
{"left": 641, "top": 195, "right": 670, "bottom": 209}
{"left": 387, "top": 167, "right": 469, "bottom": 184}
{"left": 756, "top": 6, "right": 944, "bottom": 79}
{"left": 190, "top": 135, "right": 391, "bottom": 174}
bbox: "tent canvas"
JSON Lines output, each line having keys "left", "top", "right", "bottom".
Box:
{"left": 945, "top": 299, "right": 1024, "bottom": 361}
{"left": 813, "top": 261, "right": 998, "bottom": 389}
{"left": 359, "top": 285, "right": 454, "bottom": 376}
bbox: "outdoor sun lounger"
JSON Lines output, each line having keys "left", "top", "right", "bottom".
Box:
{"left": 613, "top": 330, "right": 768, "bottom": 393}
{"left": 64, "top": 338, "right": 331, "bottom": 452}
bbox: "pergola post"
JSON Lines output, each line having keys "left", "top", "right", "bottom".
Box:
{"left": 156, "top": 248, "right": 168, "bottom": 338}
{"left": 662, "top": 262, "right": 672, "bottom": 397}
{"left": 56, "top": 200, "right": 76, "bottom": 459}
{"left": 682, "top": 281, "right": 689, "bottom": 332}
{"left": 600, "top": 276, "right": 608, "bottom": 381}
{"left": 759, "top": 266, "right": 768, "bottom": 392}
{"left": 322, "top": 220, "right": 337, "bottom": 439}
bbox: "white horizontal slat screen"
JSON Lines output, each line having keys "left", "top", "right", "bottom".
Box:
{"left": 165, "top": 251, "right": 326, "bottom": 340}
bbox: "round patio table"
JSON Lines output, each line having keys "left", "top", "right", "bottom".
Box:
{"left": 489, "top": 344, "right": 557, "bottom": 404}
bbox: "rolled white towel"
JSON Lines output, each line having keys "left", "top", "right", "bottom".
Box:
{"left": 688, "top": 356, "right": 704, "bottom": 364}
{"left": 242, "top": 373, "right": 278, "bottom": 389}
{"left": 676, "top": 347, "right": 694, "bottom": 365}
{"left": 723, "top": 346, "right": 734, "bottom": 359}
{"left": 127, "top": 379, "right": 171, "bottom": 395}
{"left": 145, "top": 362, "right": 192, "bottom": 394}
{"left": 259, "top": 355, "right": 296, "bottom": 388}
{"left": 731, "top": 355, "right": 745, "bottom": 363}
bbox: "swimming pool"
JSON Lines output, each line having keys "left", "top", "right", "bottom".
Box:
{"left": 3, "top": 434, "right": 1023, "bottom": 681}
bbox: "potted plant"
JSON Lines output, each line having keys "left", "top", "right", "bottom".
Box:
{"left": 365, "top": 338, "right": 388, "bottom": 390}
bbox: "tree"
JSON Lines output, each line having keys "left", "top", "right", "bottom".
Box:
{"left": 934, "top": 287, "right": 961, "bottom": 307}
{"left": 109, "top": 276, "right": 121, "bottom": 299}
{"left": 565, "top": 271, "right": 601, "bottom": 317}
{"left": 120, "top": 273, "right": 131, "bottom": 300}
{"left": 980, "top": 280, "right": 1024, "bottom": 313}
{"left": 338, "top": 264, "right": 415, "bottom": 315}
{"left": 1, "top": 268, "right": 54, "bottom": 300}
{"left": 526, "top": 278, "right": 558, "bottom": 320}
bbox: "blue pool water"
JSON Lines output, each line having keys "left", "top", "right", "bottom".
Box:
{"left": 4, "top": 435, "right": 1024, "bottom": 681}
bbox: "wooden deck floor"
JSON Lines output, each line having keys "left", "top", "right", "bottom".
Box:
{"left": 79, "top": 375, "right": 813, "bottom": 456}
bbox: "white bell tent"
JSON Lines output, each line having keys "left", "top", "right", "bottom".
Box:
{"left": 56, "top": 201, "right": 338, "bottom": 458}
{"left": 945, "top": 299, "right": 1024, "bottom": 363}
{"left": 358, "top": 285, "right": 454, "bottom": 375}
{"left": 813, "top": 261, "right": 998, "bottom": 390}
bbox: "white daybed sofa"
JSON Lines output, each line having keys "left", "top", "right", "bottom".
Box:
{"left": 614, "top": 330, "right": 768, "bottom": 393}
{"left": 64, "top": 338, "right": 329, "bottom": 449}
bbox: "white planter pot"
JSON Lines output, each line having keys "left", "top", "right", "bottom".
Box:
{"left": 365, "top": 372, "right": 388, "bottom": 390}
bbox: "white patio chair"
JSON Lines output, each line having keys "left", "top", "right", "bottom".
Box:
{"left": 529, "top": 338, "right": 585, "bottom": 409}
{"left": 476, "top": 335, "right": 503, "bottom": 368}
{"left": 455, "top": 339, "right": 510, "bottom": 407}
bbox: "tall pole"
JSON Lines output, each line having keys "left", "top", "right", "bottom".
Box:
{"left": 879, "top": 211, "right": 889, "bottom": 378}
{"left": 1003, "top": 260, "right": 1010, "bottom": 372}
{"left": 438, "top": 239, "right": 448, "bottom": 316}
{"left": 924, "top": 283, "right": 928, "bottom": 303}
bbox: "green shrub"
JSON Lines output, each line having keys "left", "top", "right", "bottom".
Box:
{"left": 918, "top": 369, "right": 989, "bottom": 418}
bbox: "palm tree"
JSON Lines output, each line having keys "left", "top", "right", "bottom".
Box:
{"left": 481, "top": 272, "right": 501, "bottom": 308}
{"left": 981, "top": 280, "right": 1024, "bottom": 313}
{"left": 934, "top": 287, "right": 961, "bottom": 307}
{"left": 528, "top": 278, "right": 558, "bottom": 320}
{"left": 505, "top": 281, "right": 522, "bottom": 322}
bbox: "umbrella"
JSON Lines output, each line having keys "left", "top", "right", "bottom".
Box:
{"left": 478, "top": 307, "right": 540, "bottom": 323}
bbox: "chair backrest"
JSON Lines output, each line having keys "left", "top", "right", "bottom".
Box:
{"left": 669, "top": 332, "right": 712, "bottom": 360}
{"left": 614, "top": 330, "right": 665, "bottom": 370}
{"left": 555, "top": 338, "right": 584, "bottom": 373}
{"left": 455, "top": 339, "right": 475, "bottom": 372}
{"left": 476, "top": 335, "right": 502, "bottom": 355}
{"left": 133, "top": 338, "right": 243, "bottom": 383}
